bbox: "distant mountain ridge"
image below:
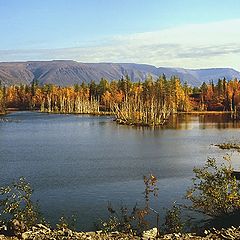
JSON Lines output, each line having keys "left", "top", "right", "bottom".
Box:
{"left": 0, "top": 60, "right": 239, "bottom": 86}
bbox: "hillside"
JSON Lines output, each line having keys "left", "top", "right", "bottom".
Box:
{"left": 0, "top": 60, "right": 239, "bottom": 86}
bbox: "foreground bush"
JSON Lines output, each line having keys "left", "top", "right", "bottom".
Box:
{"left": 100, "top": 174, "right": 159, "bottom": 235}
{"left": 186, "top": 156, "right": 240, "bottom": 227}
{"left": 0, "top": 177, "right": 42, "bottom": 234}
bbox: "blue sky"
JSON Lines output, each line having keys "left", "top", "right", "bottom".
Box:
{"left": 1, "top": 0, "right": 240, "bottom": 70}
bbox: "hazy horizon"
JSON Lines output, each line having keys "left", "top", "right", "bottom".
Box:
{"left": 0, "top": 59, "right": 238, "bottom": 72}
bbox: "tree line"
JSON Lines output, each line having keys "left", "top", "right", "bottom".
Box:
{"left": 0, "top": 75, "right": 192, "bottom": 126}
{"left": 192, "top": 78, "right": 240, "bottom": 111}
{"left": 1, "top": 76, "right": 240, "bottom": 125}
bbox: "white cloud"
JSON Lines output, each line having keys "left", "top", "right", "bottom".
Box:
{"left": 1, "top": 19, "right": 240, "bottom": 70}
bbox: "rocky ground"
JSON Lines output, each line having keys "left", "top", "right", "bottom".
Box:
{"left": 1, "top": 225, "right": 240, "bottom": 240}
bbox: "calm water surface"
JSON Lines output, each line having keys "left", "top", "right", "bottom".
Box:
{"left": 0, "top": 111, "right": 240, "bottom": 230}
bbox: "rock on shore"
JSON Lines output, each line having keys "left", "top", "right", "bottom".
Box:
{"left": 1, "top": 225, "right": 240, "bottom": 239}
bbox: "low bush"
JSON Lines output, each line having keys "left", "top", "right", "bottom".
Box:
{"left": 186, "top": 156, "right": 240, "bottom": 228}
{"left": 0, "top": 177, "right": 42, "bottom": 235}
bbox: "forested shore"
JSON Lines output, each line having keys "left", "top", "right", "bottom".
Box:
{"left": 1, "top": 75, "right": 240, "bottom": 126}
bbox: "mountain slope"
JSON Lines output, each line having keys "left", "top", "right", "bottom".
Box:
{"left": 0, "top": 60, "right": 239, "bottom": 86}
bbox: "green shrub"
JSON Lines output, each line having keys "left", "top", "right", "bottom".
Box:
{"left": 186, "top": 156, "right": 240, "bottom": 219}
{"left": 100, "top": 174, "right": 159, "bottom": 235}
{"left": 164, "top": 204, "right": 184, "bottom": 233}
{"left": 56, "top": 215, "right": 77, "bottom": 231}
{"left": 100, "top": 202, "right": 137, "bottom": 233}
{"left": 0, "top": 177, "right": 42, "bottom": 232}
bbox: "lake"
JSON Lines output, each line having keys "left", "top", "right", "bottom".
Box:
{"left": 0, "top": 111, "right": 240, "bottom": 230}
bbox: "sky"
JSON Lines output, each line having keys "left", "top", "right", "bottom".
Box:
{"left": 0, "top": 0, "right": 240, "bottom": 70}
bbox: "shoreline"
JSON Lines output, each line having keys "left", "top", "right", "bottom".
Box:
{"left": 0, "top": 225, "right": 240, "bottom": 240}
{"left": 6, "top": 109, "right": 236, "bottom": 115}
{"left": 177, "top": 111, "right": 235, "bottom": 114}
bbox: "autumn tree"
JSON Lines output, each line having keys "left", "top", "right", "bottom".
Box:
{"left": 0, "top": 81, "right": 6, "bottom": 113}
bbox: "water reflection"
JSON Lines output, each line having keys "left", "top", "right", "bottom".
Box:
{"left": 165, "top": 113, "right": 240, "bottom": 130}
